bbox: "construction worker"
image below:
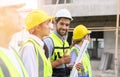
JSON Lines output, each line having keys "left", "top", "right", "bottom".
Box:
{"left": 69, "top": 25, "right": 92, "bottom": 77}
{"left": 44, "top": 9, "right": 72, "bottom": 77}
{"left": 0, "top": 1, "right": 28, "bottom": 77}
{"left": 19, "top": 9, "right": 53, "bottom": 77}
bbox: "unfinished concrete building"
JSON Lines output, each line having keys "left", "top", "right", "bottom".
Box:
{"left": 38, "top": 0, "right": 120, "bottom": 75}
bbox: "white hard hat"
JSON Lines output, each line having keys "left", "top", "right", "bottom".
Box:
{"left": 55, "top": 9, "right": 73, "bottom": 21}
{"left": 0, "top": 0, "right": 25, "bottom": 7}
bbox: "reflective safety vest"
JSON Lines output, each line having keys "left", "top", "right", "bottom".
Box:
{"left": 49, "top": 33, "right": 70, "bottom": 61}
{"left": 0, "top": 48, "right": 28, "bottom": 77}
{"left": 24, "top": 39, "right": 52, "bottom": 77}
{"left": 70, "top": 46, "right": 92, "bottom": 77}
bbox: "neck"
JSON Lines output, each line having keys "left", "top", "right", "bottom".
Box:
{"left": 78, "top": 41, "right": 83, "bottom": 47}
{"left": 55, "top": 31, "right": 66, "bottom": 40}
{"left": 35, "top": 33, "right": 43, "bottom": 40}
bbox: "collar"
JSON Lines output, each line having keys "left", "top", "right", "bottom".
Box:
{"left": 74, "top": 44, "right": 88, "bottom": 53}
{"left": 54, "top": 30, "right": 67, "bottom": 41}
{"left": 28, "top": 34, "right": 44, "bottom": 49}
{"left": 74, "top": 44, "right": 81, "bottom": 49}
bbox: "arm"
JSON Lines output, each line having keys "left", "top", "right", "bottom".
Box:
{"left": 69, "top": 51, "right": 77, "bottom": 70}
{"left": 43, "top": 38, "right": 53, "bottom": 57}
{"left": 51, "top": 53, "right": 71, "bottom": 68}
{"left": 69, "top": 50, "right": 82, "bottom": 70}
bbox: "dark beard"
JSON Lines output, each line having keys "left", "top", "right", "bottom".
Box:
{"left": 57, "top": 29, "right": 67, "bottom": 36}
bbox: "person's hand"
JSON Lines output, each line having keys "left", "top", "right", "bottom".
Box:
{"left": 61, "top": 50, "right": 71, "bottom": 64}
{"left": 75, "top": 62, "right": 82, "bottom": 70}
{"left": 64, "top": 49, "right": 69, "bottom": 56}
{"left": 62, "top": 55, "right": 71, "bottom": 64}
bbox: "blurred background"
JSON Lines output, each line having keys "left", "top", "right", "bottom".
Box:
{"left": 0, "top": 0, "right": 120, "bottom": 77}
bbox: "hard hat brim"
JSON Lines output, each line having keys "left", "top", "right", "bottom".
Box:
{"left": 40, "top": 16, "right": 54, "bottom": 25}
{"left": 26, "top": 16, "right": 54, "bottom": 30}
{"left": 73, "top": 29, "right": 92, "bottom": 41}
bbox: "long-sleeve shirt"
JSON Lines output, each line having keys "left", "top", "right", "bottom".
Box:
{"left": 19, "top": 34, "right": 45, "bottom": 77}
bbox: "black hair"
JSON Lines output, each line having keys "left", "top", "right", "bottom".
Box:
{"left": 55, "top": 17, "right": 71, "bottom": 23}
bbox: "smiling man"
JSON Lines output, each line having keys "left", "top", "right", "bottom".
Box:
{"left": 44, "top": 9, "right": 73, "bottom": 77}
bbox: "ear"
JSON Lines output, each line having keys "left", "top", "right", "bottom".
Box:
{"left": 81, "top": 39, "right": 84, "bottom": 43}
{"left": 35, "top": 25, "right": 41, "bottom": 30}
{"left": 29, "top": 29, "right": 35, "bottom": 34}
{"left": 83, "top": 35, "right": 90, "bottom": 41}
{"left": 52, "top": 19, "right": 57, "bottom": 25}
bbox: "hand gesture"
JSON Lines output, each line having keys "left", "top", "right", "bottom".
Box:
{"left": 61, "top": 50, "right": 71, "bottom": 64}
{"left": 75, "top": 62, "right": 82, "bottom": 70}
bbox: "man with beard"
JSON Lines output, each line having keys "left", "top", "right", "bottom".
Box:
{"left": 44, "top": 9, "right": 73, "bottom": 77}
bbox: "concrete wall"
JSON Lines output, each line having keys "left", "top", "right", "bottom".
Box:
{"left": 98, "top": 48, "right": 104, "bottom": 59}
{"left": 38, "top": 0, "right": 117, "bottom": 16}
{"left": 104, "top": 31, "right": 120, "bottom": 53}
{"left": 104, "top": 31, "right": 120, "bottom": 70}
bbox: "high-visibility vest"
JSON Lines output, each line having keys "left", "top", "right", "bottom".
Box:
{"left": 23, "top": 39, "right": 52, "bottom": 77}
{"left": 49, "top": 33, "right": 70, "bottom": 61}
{"left": 70, "top": 46, "right": 92, "bottom": 77}
{"left": 0, "top": 48, "right": 28, "bottom": 77}
{"left": 0, "top": 67, "right": 4, "bottom": 77}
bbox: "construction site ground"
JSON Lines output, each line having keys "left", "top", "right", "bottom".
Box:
{"left": 91, "top": 60, "right": 116, "bottom": 77}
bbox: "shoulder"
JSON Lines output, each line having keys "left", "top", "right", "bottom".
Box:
{"left": 19, "top": 42, "right": 35, "bottom": 56}
{"left": 71, "top": 46, "right": 77, "bottom": 51}
{"left": 44, "top": 37, "right": 52, "bottom": 41}
{"left": 43, "top": 37, "right": 53, "bottom": 44}
{"left": 70, "top": 46, "right": 78, "bottom": 54}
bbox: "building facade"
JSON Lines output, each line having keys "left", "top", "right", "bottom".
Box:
{"left": 38, "top": 0, "right": 120, "bottom": 73}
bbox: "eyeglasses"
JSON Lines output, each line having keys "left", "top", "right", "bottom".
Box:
{"left": 59, "top": 22, "right": 70, "bottom": 26}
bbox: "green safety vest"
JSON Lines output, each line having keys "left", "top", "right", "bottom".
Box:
{"left": 0, "top": 48, "right": 28, "bottom": 77}
{"left": 71, "top": 46, "right": 92, "bottom": 77}
{"left": 49, "top": 33, "right": 70, "bottom": 61}
{"left": 24, "top": 39, "right": 52, "bottom": 77}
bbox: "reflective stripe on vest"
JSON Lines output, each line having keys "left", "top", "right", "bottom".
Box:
{"left": 0, "top": 49, "right": 21, "bottom": 77}
{"left": 0, "top": 59, "right": 10, "bottom": 77}
{"left": 49, "top": 33, "right": 70, "bottom": 61}
{"left": 13, "top": 49, "right": 28, "bottom": 77}
{"left": 71, "top": 46, "right": 92, "bottom": 77}
{"left": 0, "top": 67, "right": 4, "bottom": 77}
{"left": 24, "top": 39, "right": 52, "bottom": 77}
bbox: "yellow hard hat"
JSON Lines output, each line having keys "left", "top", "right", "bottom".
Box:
{"left": 73, "top": 24, "right": 91, "bottom": 40}
{"left": 26, "top": 9, "right": 53, "bottom": 30}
